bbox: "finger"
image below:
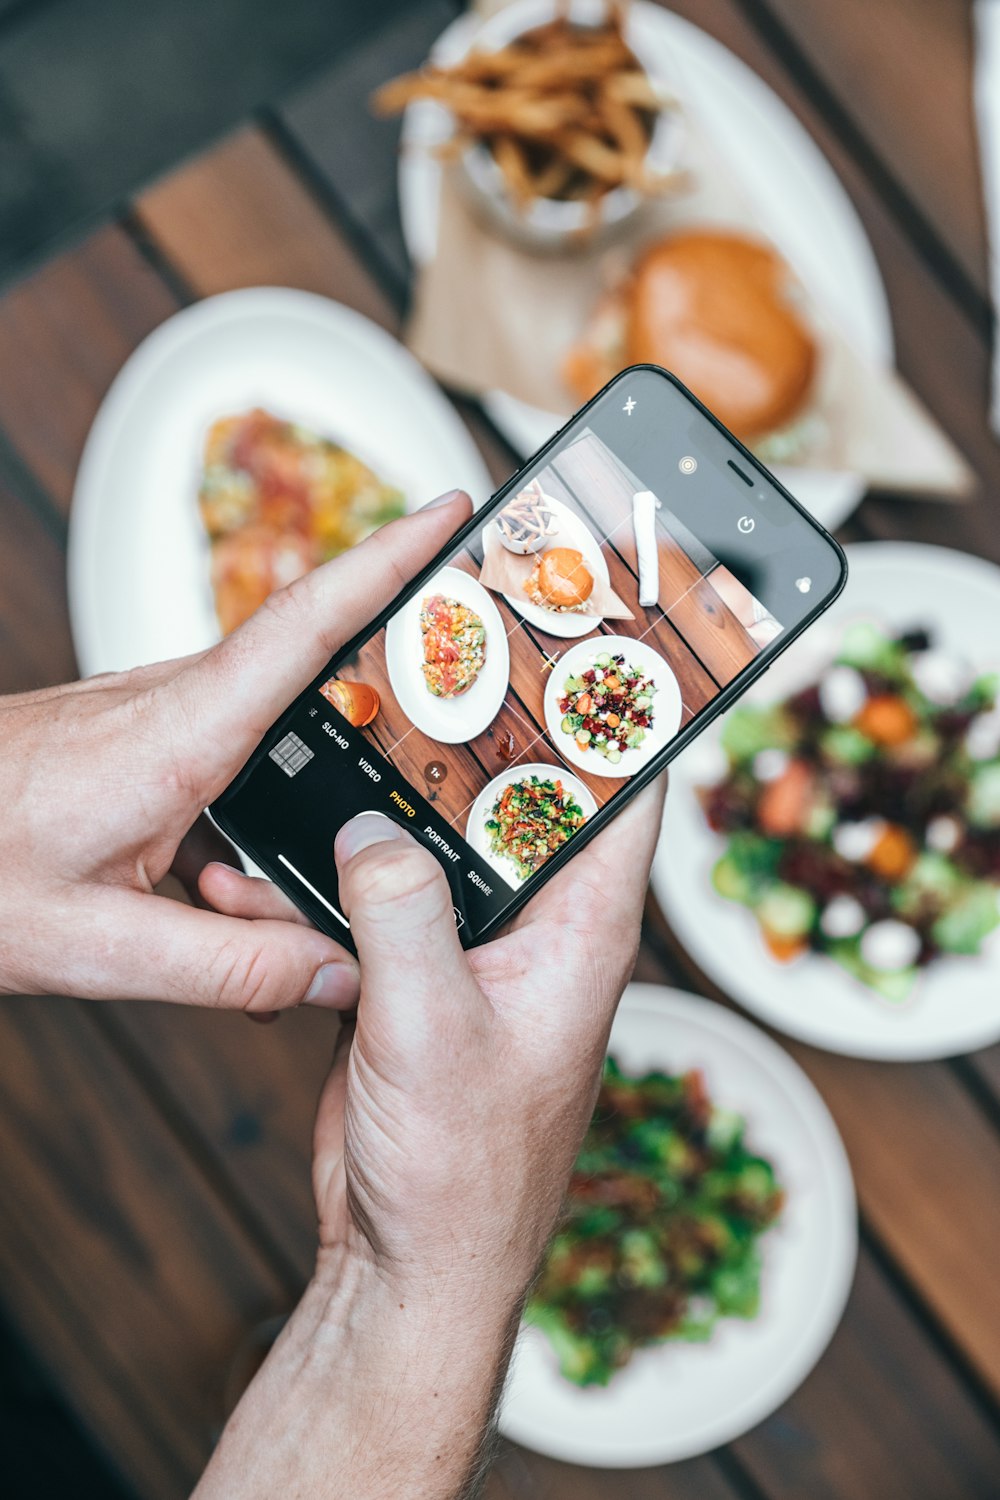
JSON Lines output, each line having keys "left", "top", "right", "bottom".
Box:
{"left": 334, "top": 814, "right": 477, "bottom": 1040}
{"left": 313, "top": 1020, "right": 353, "bottom": 1234}
{"left": 171, "top": 816, "right": 243, "bottom": 906}
{"left": 517, "top": 773, "right": 667, "bottom": 937}
{"left": 161, "top": 491, "right": 472, "bottom": 796}
{"left": 199, "top": 861, "right": 314, "bottom": 927}
{"left": 66, "top": 889, "right": 361, "bottom": 1012}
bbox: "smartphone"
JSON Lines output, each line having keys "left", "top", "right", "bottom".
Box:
{"left": 212, "top": 366, "right": 847, "bottom": 950}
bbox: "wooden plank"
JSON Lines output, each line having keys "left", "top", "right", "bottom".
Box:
{"left": 0, "top": 996, "right": 287, "bottom": 1500}
{"left": 0, "top": 225, "right": 178, "bottom": 511}
{"left": 0, "top": 479, "right": 77, "bottom": 691}
{"left": 754, "top": 0, "right": 988, "bottom": 302}
{"left": 486, "top": 1443, "right": 744, "bottom": 1500}
{"left": 733, "top": 1248, "right": 1000, "bottom": 1498}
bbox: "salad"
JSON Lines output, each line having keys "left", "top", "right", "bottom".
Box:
{"left": 485, "top": 774, "right": 586, "bottom": 881}
{"left": 420, "top": 594, "right": 487, "bottom": 699}
{"left": 700, "top": 622, "right": 1000, "bottom": 999}
{"left": 527, "top": 1056, "right": 783, "bottom": 1387}
{"left": 558, "top": 649, "right": 657, "bottom": 765}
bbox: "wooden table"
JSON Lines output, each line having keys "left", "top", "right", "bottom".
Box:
{"left": 1, "top": 3, "right": 999, "bottom": 1496}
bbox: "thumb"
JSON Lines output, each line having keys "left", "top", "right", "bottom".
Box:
{"left": 334, "top": 814, "right": 474, "bottom": 1036}
{"left": 62, "top": 889, "right": 361, "bottom": 1012}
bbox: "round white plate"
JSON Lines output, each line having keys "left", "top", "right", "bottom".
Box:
{"left": 543, "top": 634, "right": 682, "bottom": 777}
{"left": 398, "top": 2, "right": 893, "bottom": 532}
{"left": 384, "top": 565, "right": 509, "bottom": 743}
{"left": 68, "top": 287, "right": 494, "bottom": 677}
{"left": 654, "top": 542, "right": 1000, "bottom": 1060}
{"left": 482, "top": 494, "right": 609, "bottom": 638}
{"left": 500, "top": 983, "right": 856, "bottom": 1466}
{"left": 466, "top": 760, "right": 598, "bottom": 887}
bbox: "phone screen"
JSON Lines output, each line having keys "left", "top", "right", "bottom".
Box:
{"left": 213, "top": 368, "right": 845, "bottom": 945}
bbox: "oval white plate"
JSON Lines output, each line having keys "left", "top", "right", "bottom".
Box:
{"left": 68, "top": 287, "right": 494, "bottom": 677}
{"left": 466, "top": 760, "right": 598, "bottom": 886}
{"left": 482, "top": 494, "right": 609, "bottom": 638}
{"left": 398, "top": 2, "right": 893, "bottom": 532}
{"left": 384, "top": 565, "right": 509, "bottom": 744}
{"left": 654, "top": 542, "right": 1000, "bottom": 1060}
{"left": 500, "top": 983, "right": 856, "bottom": 1466}
{"left": 543, "top": 634, "right": 682, "bottom": 777}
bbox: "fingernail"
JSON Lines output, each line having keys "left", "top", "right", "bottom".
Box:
{"left": 246, "top": 1010, "right": 281, "bottom": 1025}
{"left": 336, "top": 811, "right": 405, "bottom": 863}
{"left": 421, "top": 488, "right": 468, "bottom": 511}
{"left": 305, "top": 961, "right": 361, "bottom": 1009}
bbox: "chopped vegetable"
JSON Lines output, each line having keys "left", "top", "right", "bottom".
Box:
{"left": 526, "top": 1056, "right": 784, "bottom": 1386}
{"left": 558, "top": 650, "right": 657, "bottom": 765}
{"left": 699, "top": 624, "right": 1000, "bottom": 999}
{"left": 485, "top": 774, "right": 587, "bottom": 881}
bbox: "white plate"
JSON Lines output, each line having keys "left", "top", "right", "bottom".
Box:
{"left": 654, "top": 542, "right": 1000, "bottom": 1060}
{"left": 67, "top": 287, "right": 494, "bottom": 676}
{"left": 543, "top": 634, "right": 682, "bottom": 777}
{"left": 500, "top": 983, "right": 857, "bottom": 1466}
{"left": 384, "top": 565, "right": 509, "bottom": 743}
{"left": 466, "top": 760, "right": 598, "bottom": 887}
{"left": 398, "top": 2, "right": 893, "bottom": 532}
{"left": 482, "top": 494, "right": 609, "bottom": 638}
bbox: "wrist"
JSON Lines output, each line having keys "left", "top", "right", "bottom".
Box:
{"left": 197, "top": 1242, "right": 524, "bottom": 1500}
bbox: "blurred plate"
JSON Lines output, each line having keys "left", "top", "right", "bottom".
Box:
{"left": 466, "top": 761, "right": 598, "bottom": 886}
{"left": 500, "top": 983, "right": 856, "bottom": 1465}
{"left": 653, "top": 543, "right": 1000, "bottom": 1060}
{"left": 482, "top": 494, "right": 609, "bottom": 638}
{"left": 543, "top": 634, "right": 682, "bottom": 776}
{"left": 398, "top": 2, "right": 893, "bottom": 532}
{"left": 68, "top": 287, "right": 493, "bottom": 676}
{"left": 385, "top": 565, "right": 509, "bottom": 743}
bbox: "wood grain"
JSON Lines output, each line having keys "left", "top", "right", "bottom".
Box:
{"left": 0, "top": 225, "right": 178, "bottom": 511}
{"left": 755, "top": 0, "right": 988, "bottom": 301}
{"left": 0, "top": 997, "right": 287, "bottom": 1500}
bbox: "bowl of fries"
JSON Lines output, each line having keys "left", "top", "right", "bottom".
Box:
{"left": 374, "top": 0, "right": 683, "bottom": 250}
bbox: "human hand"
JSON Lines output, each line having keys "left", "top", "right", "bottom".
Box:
{"left": 0, "top": 491, "right": 472, "bottom": 1012}
{"left": 196, "top": 780, "right": 665, "bottom": 1500}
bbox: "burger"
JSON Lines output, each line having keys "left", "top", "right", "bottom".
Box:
{"left": 524, "top": 546, "right": 595, "bottom": 614}
{"left": 563, "top": 229, "right": 819, "bottom": 457}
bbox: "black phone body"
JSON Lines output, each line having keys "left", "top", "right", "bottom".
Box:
{"left": 212, "top": 366, "right": 847, "bottom": 950}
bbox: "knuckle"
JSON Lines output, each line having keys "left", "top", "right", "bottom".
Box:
{"left": 213, "top": 937, "right": 280, "bottom": 1012}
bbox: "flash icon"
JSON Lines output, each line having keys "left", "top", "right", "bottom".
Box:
{"left": 623, "top": 396, "right": 636, "bottom": 415}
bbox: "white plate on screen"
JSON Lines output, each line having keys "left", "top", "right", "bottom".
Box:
{"left": 67, "top": 287, "right": 494, "bottom": 677}
{"left": 653, "top": 543, "right": 1000, "bottom": 1061}
{"left": 466, "top": 761, "right": 598, "bottom": 887}
{"left": 398, "top": 2, "right": 893, "bottom": 532}
{"left": 543, "top": 634, "right": 682, "bottom": 777}
{"left": 384, "top": 565, "right": 509, "bottom": 743}
{"left": 482, "top": 494, "right": 609, "bottom": 638}
{"left": 499, "top": 983, "right": 856, "bottom": 1465}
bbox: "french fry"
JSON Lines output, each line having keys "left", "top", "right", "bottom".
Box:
{"left": 371, "top": 5, "right": 681, "bottom": 226}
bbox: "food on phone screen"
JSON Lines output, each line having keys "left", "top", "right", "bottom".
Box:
{"left": 700, "top": 622, "right": 1000, "bottom": 999}
{"left": 371, "top": 10, "right": 680, "bottom": 222}
{"left": 319, "top": 678, "right": 381, "bottom": 727}
{"left": 527, "top": 1055, "right": 784, "bottom": 1386}
{"left": 563, "top": 230, "right": 818, "bottom": 454}
{"left": 486, "top": 773, "right": 587, "bottom": 880}
{"left": 199, "top": 408, "right": 405, "bottom": 634}
{"left": 525, "top": 546, "right": 595, "bottom": 614}
{"left": 496, "top": 480, "right": 561, "bottom": 554}
{"left": 419, "top": 593, "right": 488, "bottom": 698}
{"left": 559, "top": 649, "right": 656, "bottom": 765}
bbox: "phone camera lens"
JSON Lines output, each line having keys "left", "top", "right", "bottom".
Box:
{"left": 679, "top": 455, "right": 698, "bottom": 475}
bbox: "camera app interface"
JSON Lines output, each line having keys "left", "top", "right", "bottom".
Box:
{"left": 241, "top": 406, "right": 784, "bottom": 938}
